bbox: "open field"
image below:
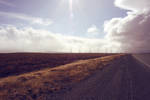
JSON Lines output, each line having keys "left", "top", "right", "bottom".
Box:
{"left": 1, "top": 53, "right": 150, "bottom": 100}
{"left": 0, "top": 53, "right": 112, "bottom": 78}
{"left": 0, "top": 54, "right": 124, "bottom": 100}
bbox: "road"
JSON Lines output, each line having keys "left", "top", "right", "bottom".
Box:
{"left": 50, "top": 54, "right": 150, "bottom": 100}
{"left": 133, "top": 53, "right": 150, "bottom": 67}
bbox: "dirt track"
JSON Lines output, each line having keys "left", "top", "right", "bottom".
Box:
{"left": 49, "top": 54, "right": 150, "bottom": 100}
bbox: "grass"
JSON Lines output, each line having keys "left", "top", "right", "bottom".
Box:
{"left": 0, "top": 53, "right": 111, "bottom": 78}
{"left": 0, "top": 54, "right": 125, "bottom": 100}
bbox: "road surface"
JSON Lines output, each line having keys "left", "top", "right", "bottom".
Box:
{"left": 50, "top": 54, "right": 150, "bottom": 100}
{"left": 133, "top": 53, "right": 150, "bottom": 67}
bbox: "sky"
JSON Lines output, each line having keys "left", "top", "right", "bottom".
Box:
{"left": 0, "top": 0, "right": 150, "bottom": 53}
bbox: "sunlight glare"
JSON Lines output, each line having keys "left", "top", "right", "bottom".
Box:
{"left": 69, "top": 0, "right": 74, "bottom": 18}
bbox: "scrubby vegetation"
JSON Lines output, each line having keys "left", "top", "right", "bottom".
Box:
{"left": 0, "top": 53, "right": 111, "bottom": 78}
{"left": 0, "top": 54, "right": 125, "bottom": 100}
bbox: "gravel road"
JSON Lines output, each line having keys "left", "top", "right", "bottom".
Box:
{"left": 50, "top": 54, "right": 150, "bottom": 100}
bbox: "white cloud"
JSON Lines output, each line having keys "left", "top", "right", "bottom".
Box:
{"left": 0, "top": 25, "right": 107, "bottom": 53}
{"left": 2, "top": 0, "right": 150, "bottom": 53}
{"left": 0, "top": 11, "right": 53, "bottom": 26}
{"left": 114, "top": 0, "right": 150, "bottom": 12}
{"left": 104, "top": 0, "right": 150, "bottom": 53}
{"left": 87, "top": 25, "right": 100, "bottom": 34}
{"left": 0, "top": 0, "right": 15, "bottom": 7}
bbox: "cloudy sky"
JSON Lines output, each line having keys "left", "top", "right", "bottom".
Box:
{"left": 0, "top": 0, "right": 149, "bottom": 53}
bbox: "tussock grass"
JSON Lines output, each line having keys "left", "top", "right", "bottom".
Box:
{"left": 0, "top": 54, "right": 125, "bottom": 100}
{"left": 0, "top": 53, "right": 111, "bottom": 78}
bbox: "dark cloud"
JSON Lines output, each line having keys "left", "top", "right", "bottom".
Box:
{"left": 104, "top": 0, "right": 150, "bottom": 53}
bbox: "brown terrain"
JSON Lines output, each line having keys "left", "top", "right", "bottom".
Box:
{"left": 0, "top": 53, "right": 111, "bottom": 78}
{"left": 0, "top": 53, "right": 150, "bottom": 100}
{"left": 59, "top": 54, "right": 150, "bottom": 100}
{"left": 0, "top": 53, "right": 120, "bottom": 100}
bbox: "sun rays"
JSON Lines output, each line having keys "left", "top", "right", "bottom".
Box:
{"left": 61, "top": 0, "right": 80, "bottom": 19}
{"left": 69, "top": 0, "right": 74, "bottom": 18}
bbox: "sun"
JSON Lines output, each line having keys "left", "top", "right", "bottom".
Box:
{"left": 69, "top": 0, "right": 74, "bottom": 18}
{"left": 61, "top": 0, "right": 77, "bottom": 18}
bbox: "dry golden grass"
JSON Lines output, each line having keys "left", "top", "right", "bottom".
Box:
{"left": 0, "top": 54, "right": 125, "bottom": 100}
{"left": 0, "top": 53, "right": 111, "bottom": 78}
